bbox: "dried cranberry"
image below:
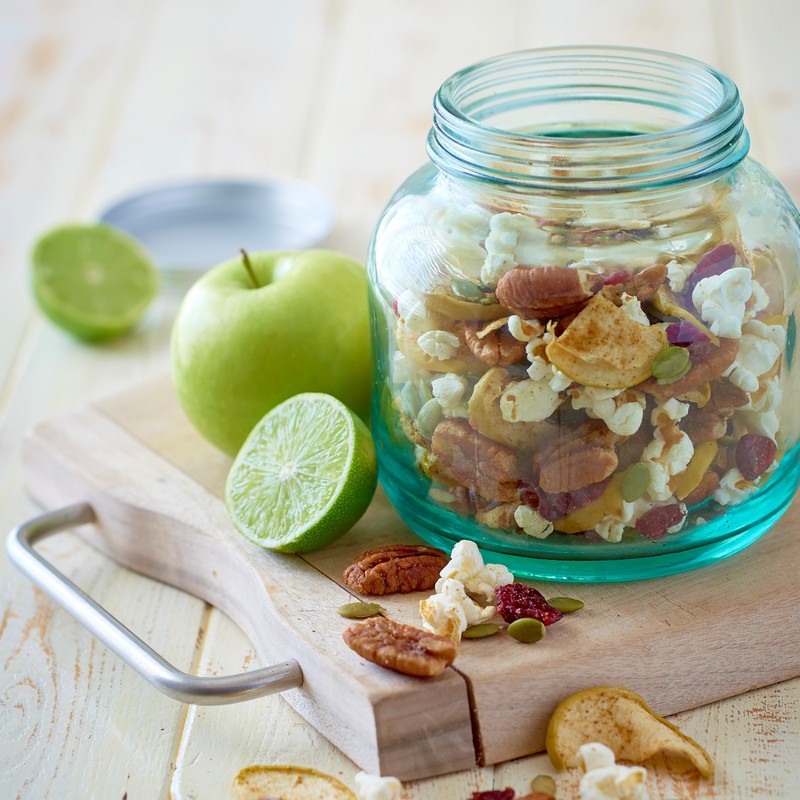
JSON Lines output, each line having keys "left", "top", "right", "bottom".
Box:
{"left": 515, "top": 480, "right": 540, "bottom": 510}
{"left": 391, "top": 297, "right": 400, "bottom": 317}
{"left": 536, "top": 478, "right": 610, "bottom": 521}
{"left": 736, "top": 433, "right": 777, "bottom": 480}
{"left": 688, "top": 243, "right": 737, "bottom": 291}
{"left": 667, "top": 322, "right": 709, "bottom": 347}
{"left": 603, "top": 270, "right": 628, "bottom": 285}
{"left": 468, "top": 791, "right": 516, "bottom": 800}
{"left": 635, "top": 504, "right": 686, "bottom": 540}
{"left": 687, "top": 338, "right": 716, "bottom": 361}
{"left": 496, "top": 583, "right": 564, "bottom": 626}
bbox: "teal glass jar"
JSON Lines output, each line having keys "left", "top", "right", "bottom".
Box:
{"left": 367, "top": 47, "right": 800, "bottom": 582}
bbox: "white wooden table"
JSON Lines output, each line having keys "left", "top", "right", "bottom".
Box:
{"left": 1, "top": 2, "right": 799, "bottom": 798}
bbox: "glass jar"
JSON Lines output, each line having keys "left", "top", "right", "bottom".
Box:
{"left": 367, "top": 47, "right": 800, "bottom": 582}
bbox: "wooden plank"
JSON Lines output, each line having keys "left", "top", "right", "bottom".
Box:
{"left": 21, "top": 400, "right": 476, "bottom": 781}
{"left": 34, "top": 375, "right": 800, "bottom": 779}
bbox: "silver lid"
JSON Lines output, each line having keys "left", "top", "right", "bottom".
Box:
{"left": 98, "top": 178, "right": 334, "bottom": 271}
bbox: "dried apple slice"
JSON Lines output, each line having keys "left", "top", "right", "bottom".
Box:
{"left": 675, "top": 441, "right": 718, "bottom": 500}
{"left": 546, "top": 686, "right": 714, "bottom": 779}
{"left": 546, "top": 294, "right": 667, "bottom": 389}
{"left": 396, "top": 328, "right": 478, "bottom": 373}
{"left": 234, "top": 765, "right": 355, "bottom": 799}
{"left": 425, "top": 288, "right": 512, "bottom": 321}
{"left": 651, "top": 285, "right": 720, "bottom": 345}
{"left": 467, "top": 367, "right": 555, "bottom": 450}
{"left": 552, "top": 474, "right": 624, "bottom": 534}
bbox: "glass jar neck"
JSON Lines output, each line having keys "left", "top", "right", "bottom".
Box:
{"left": 427, "top": 46, "right": 749, "bottom": 194}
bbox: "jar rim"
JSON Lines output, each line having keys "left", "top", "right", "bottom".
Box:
{"left": 427, "top": 46, "right": 749, "bottom": 192}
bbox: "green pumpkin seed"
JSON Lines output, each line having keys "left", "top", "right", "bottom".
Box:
{"left": 507, "top": 617, "right": 546, "bottom": 643}
{"left": 416, "top": 398, "right": 444, "bottom": 439}
{"left": 621, "top": 462, "right": 650, "bottom": 502}
{"left": 462, "top": 623, "right": 501, "bottom": 639}
{"left": 397, "top": 382, "right": 420, "bottom": 416}
{"left": 548, "top": 596, "right": 584, "bottom": 613}
{"left": 416, "top": 380, "right": 433, "bottom": 406}
{"left": 478, "top": 295, "right": 498, "bottom": 305}
{"left": 337, "top": 602, "right": 385, "bottom": 619}
{"left": 451, "top": 278, "right": 483, "bottom": 300}
{"left": 530, "top": 774, "right": 557, "bottom": 796}
{"left": 652, "top": 345, "right": 691, "bottom": 384}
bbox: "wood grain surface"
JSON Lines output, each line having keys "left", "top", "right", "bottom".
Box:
{"left": 17, "top": 376, "right": 800, "bottom": 784}
{"left": 2, "top": 1, "right": 800, "bottom": 798}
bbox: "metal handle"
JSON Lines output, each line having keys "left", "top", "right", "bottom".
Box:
{"left": 5, "top": 503, "right": 303, "bottom": 704}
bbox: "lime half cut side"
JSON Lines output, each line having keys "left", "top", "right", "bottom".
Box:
{"left": 32, "top": 223, "right": 158, "bottom": 341}
{"left": 225, "top": 393, "right": 378, "bottom": 553}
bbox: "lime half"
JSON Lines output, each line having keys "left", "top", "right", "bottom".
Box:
{"left": 32, "top": 223, "right": 158, "bottom": 341}
{"left": 225, "top": 393, "right": 378, "bottom": 553}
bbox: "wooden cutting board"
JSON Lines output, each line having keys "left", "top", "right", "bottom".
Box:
{"left": 21, "top": 375, "right": 800, "bottom": 780}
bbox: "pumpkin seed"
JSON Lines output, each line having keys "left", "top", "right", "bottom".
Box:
{"left": 451, "top": 278, "right": 483, "bottom": 300}
{"left": 478, "top": 295, "right": 498, "bottom": 305}
{"left": 416, "top": 398, "right": 444, "bottom": 439}
{"left": 548, "top": 596, "right": 584, "bottom": 613}
{"left": 397, "top": 382, "right": 420, "bottom": 416}
{"left": 462, "top": 623, "right": 501, "bottom": 639}
{"left": 652, "top": 345, "right": 691, "bottom": 384}
{"left": 507, "top": 617, "right": 546, "bottom": 643}
{"left": 621, "top": 462, "right": 650, "bottom": 502}
{"left": 530, "top": 774, "right": 557, "bottom": 796}
{"left": 337, "top": 602, "right": 385, "bottom": 619}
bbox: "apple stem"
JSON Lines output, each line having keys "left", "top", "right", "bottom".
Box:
{"left": 240, "top": 248, "right": 260, "bottom": 289}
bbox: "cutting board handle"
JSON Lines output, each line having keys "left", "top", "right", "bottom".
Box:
{"left": 5, "top": 502, "right": 303, "bottom": 705}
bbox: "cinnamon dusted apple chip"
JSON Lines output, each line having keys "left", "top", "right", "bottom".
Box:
{"left": 546, "top": 686, "right": 714, "bottom": 779}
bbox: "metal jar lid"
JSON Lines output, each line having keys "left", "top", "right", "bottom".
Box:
{"left": 98, "top": 178, "right": 334, "bottom": 272}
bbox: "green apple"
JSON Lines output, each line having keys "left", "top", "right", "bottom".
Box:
{"left": 171, "top": 249, "right": 372, "bottom": 456}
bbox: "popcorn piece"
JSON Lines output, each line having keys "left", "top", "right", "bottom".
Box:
{"left": 431, "top": 373, "right": 469, "bottom": 418}
{"left": 641, "top": 399, "right": 694, "bottom": 501}
{"left": 745, "top": 279, "right": 770, "bottom": 320}
{"left": 618, "top": 292, "right": 650, "bottom": 326}
{"left": 436, "top": 539, "right": 514, "bottom": 599}
{"left": 481, "top": 213, "right": 522, "bottom": 287}
{"left": 396, "top": 290, "right": 436, "bottom": 335}
{"left": 691, "top": 267, "right": 752, "bottom": 338}
{"left": 391, "top": 351, "right": 417, "bottom": 384}
{"left": 417, "top": 329, "right": 461, "bottom": 360}
{"left": 666, "top": 258, "right": 694, "bottom": 293}
{"left": 354, "top": 771, "right": 402, "bottom": 800}
{"left": 570, "top": 386, "right": 646, "bottom": 437}
{"left": 714, "top": 467, "right": 758, "bottom": 506}
{"left": 723, "top": 319, "right": 786, "bottom": 392}
{"left": 578, "top": 742, "right": 649, "bottom": 800}
{"left": 419, "top": 577, "right": 495, "bottom": 641}
{"left": 550, "top": 366, "right": 573, "bottom": 392}
{"left": 507, "top": 314, "right": 545, "bottom": 342}
{"left": 594, "top": 498, "right": 651, "bottom": 543}
{"left": 736, "top": 375, "right": 780, "bottom": 439}
{"left": 499, "top": 376, "right": 562, "bottom": 423}
{"left": 514, "top": 504, "right": 554, "bottom": 539}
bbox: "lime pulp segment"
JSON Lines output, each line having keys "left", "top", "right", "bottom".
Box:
{"left": 225, "top": 393, "right": 377, "bottom": 552}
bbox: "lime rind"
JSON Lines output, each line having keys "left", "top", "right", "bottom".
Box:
{"left": 31, "top": 223, "right": 158, "bottom": 341}
{"left": 225, "top": 393, "right": 377, "bottom": 552}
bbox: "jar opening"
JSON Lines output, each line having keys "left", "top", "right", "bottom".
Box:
{"left": 428, "top": 47, "right": 749, "bottom": 192}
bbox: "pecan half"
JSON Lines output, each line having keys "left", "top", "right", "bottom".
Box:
{"left": 709, "top": 379, "right": 749, "bottom": 410}
{"left": 602, "top": 263, "right": 667, "bottom": 305}
{"left": 463, "top": 319, "right": 527, "bottom": 366}
{"left": 343, "top": 616, "right": 457, "bottom": 677}
{"left": 535, "top": 420, "right": 620, "bottom": 494}
{"left": 343, "top": 544, "right": 448, "bottom": 596}
{"left": 431, "top": 419, "right": 521, "bottom": 502}
{"left": 681, "top": 405, "right": 732, "bottom": 444}
{"left": 640, "top": 337, "right": 739, "bottom": 401}
{"left": 495, "top": 266, "right": 603, "bottom": 320}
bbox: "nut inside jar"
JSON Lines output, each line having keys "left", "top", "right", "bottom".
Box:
{"left": 383, "top": 200, "right": 789, "bottom": 546}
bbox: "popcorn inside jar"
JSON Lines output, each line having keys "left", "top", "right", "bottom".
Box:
{"left": 368, "top": 47, "right": 800, "bottom": 581}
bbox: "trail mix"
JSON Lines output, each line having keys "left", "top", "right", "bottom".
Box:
{"left": 385, "top": 197, "right": 792, "bottom": 543}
